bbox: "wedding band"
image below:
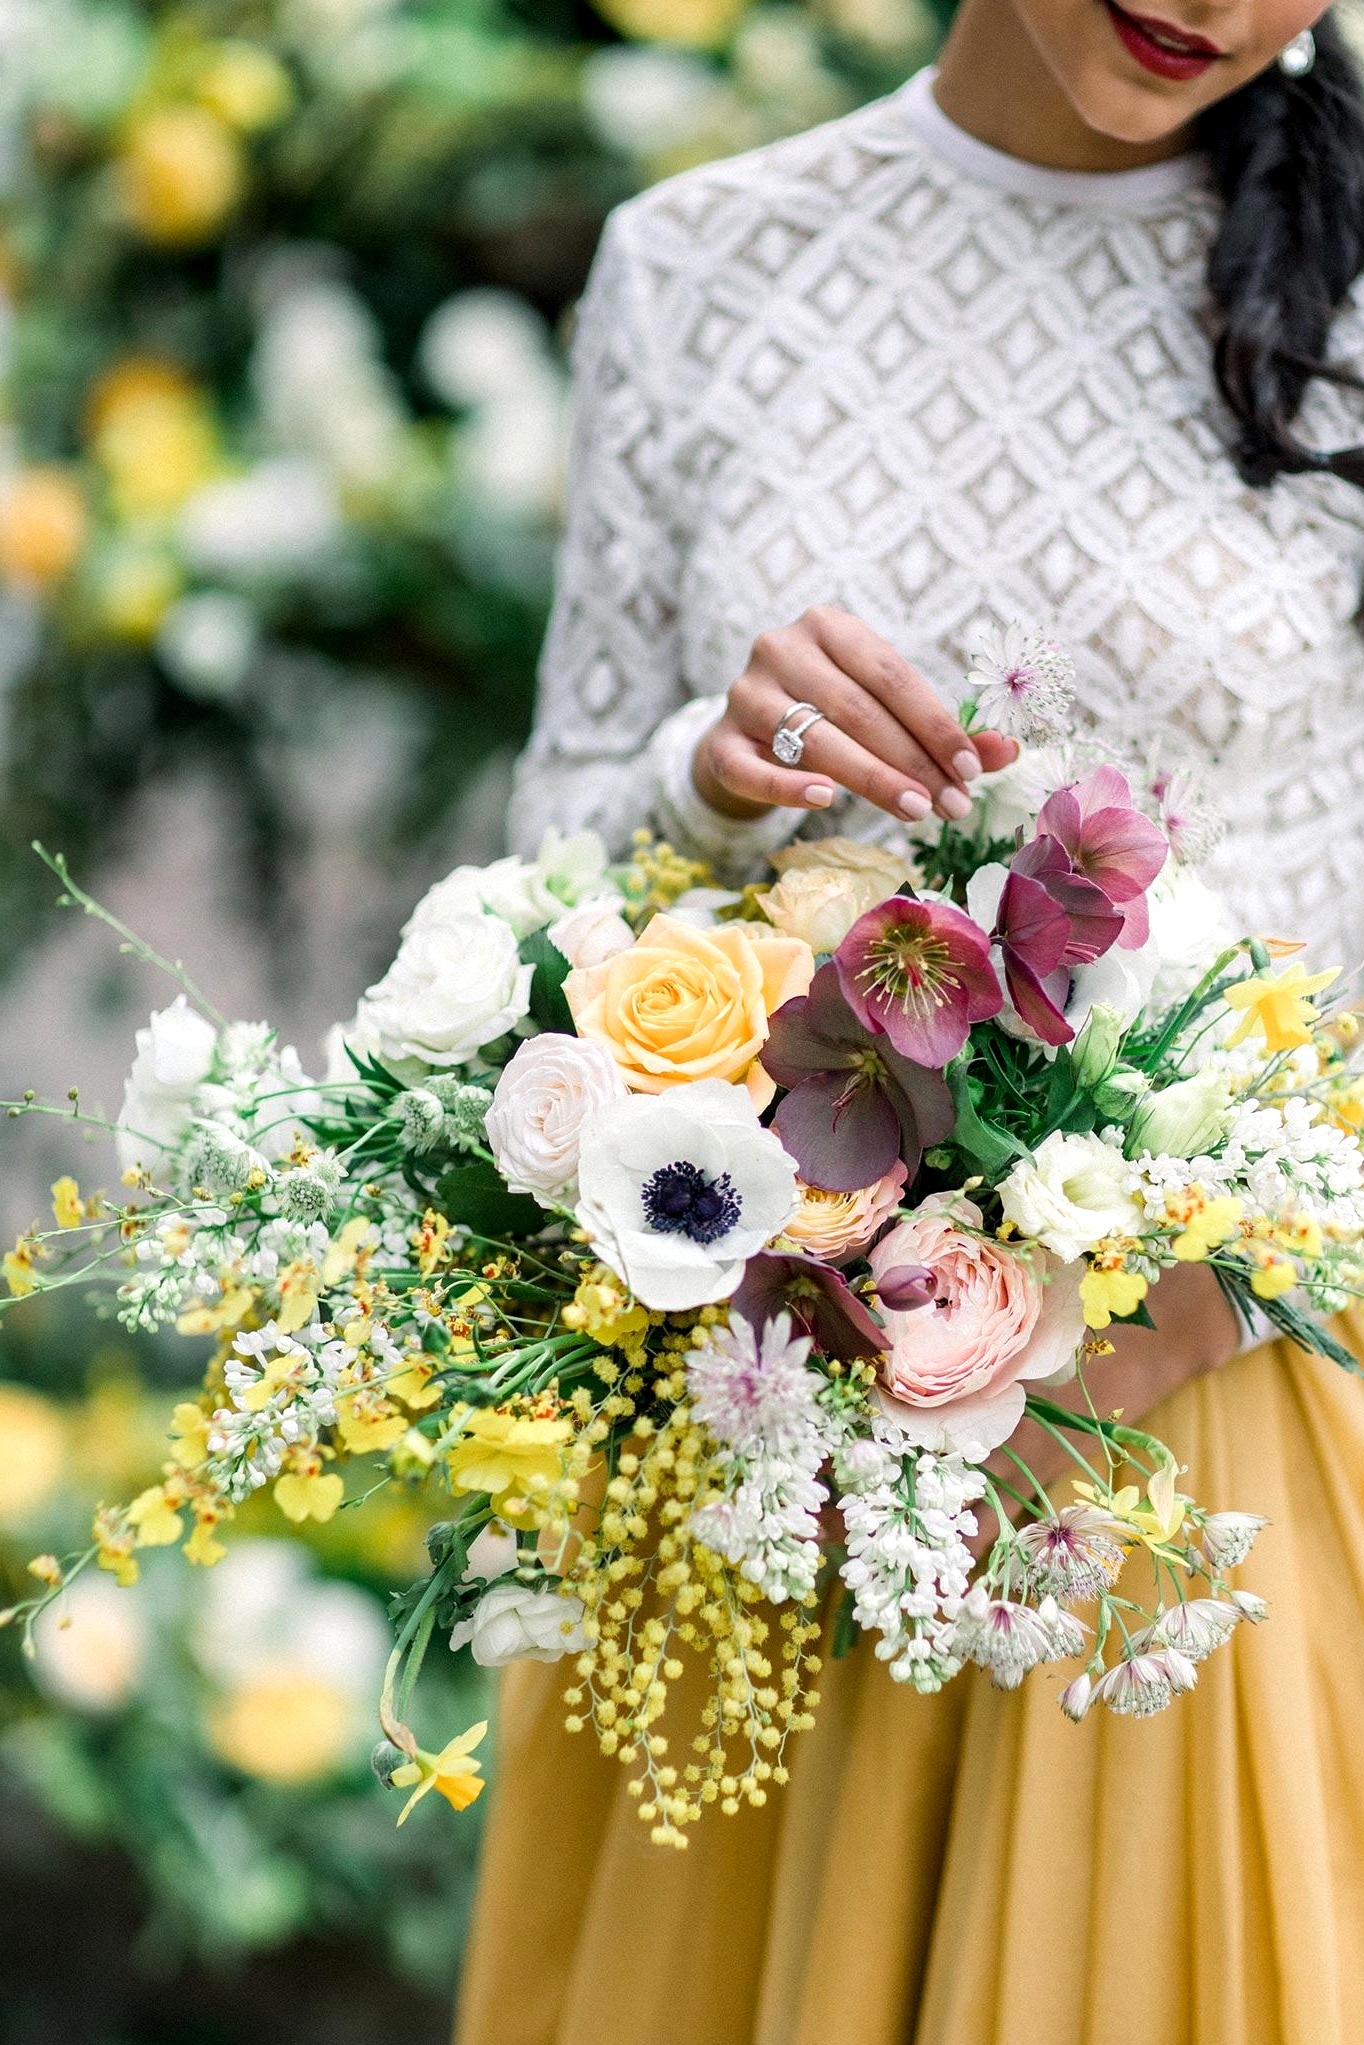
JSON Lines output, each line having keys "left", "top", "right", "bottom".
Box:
{"left": 772, "top": 701, "right": 827, "bottom": 767}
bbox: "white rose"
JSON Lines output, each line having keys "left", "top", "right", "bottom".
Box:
{"left": 116, "top": 996, "right": 218, "bottom": 1175}
{"left": 548, "top": 898, "right": 635, "bottom": 969}
{"left": 449, "top": 1581, "right": 585, "bottom": 1667}
{"left": 485, "top": 1035, "right": 628, "bottom": 1203}
{"left": 354, "top": 911, "right": 533, "bottom": 1068}
{"left": 404, "top": 831, "right": 611, "bottom": 944}
{"left": 576, "top": 1079, "right": 799, "bottom": 1311}
{"left": 998, "top": 1130, "right": 1145, "bottom": 1262}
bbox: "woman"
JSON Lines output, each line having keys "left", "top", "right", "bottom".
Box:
{"left": 457, "top": 1, "right": 1364, "bottom": 2037}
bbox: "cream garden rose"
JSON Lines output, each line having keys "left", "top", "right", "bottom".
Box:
{"left": 783, "top": 1160, "right": 907, "bottom": 1262}
{"left": 997, "top": 1129, "right": 1145, "bottom": 1261}
{"left": 762, "top": 866, "right": 890, "bottom": 954}
{"left": 564, "top": 911, "right": 813, "bottom": 1109}
{"left": 485, "top": 1033, "right": 628, "bottom": 1203}
{"left": 352, "top": 908, "right": 534, "bottom": 1068}
{"left": 547, "top": 897, "right": 635, "bottom": 969}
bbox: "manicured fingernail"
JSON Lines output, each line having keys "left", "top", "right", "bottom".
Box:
{"left": 952, "top": 749, "right": 983, "bottom": 782}
{"left": 898, "top": 788, "right": 932, "bottom": 819}
{"left": 804, "top": 784, "right": 834, "bottom": 808}
{"left": 938, "top": 786, "right": 973, "bottom": 820}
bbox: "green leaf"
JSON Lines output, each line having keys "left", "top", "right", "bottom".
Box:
{"left": 433, "top": 1157, "right": 543, "bottom": 1238}
{"left": 1112, "top": 1296, "right": 1156, "bottom": 1330}
{"left": 831, "top": 1587, "right": 861, "bottom": 1660}
{"left": 519, "top": 926, "right": 574, "bottom": 1034}
{"left": 947, "top": 1057, "right": 1027, "bottom": 1175}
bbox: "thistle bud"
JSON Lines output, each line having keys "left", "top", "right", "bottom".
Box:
{"left": 395, "top": 1088, "right": 447, "bottom": 1153}
{"left": 874, "top": 1264, "right": 937, "bottom": 1312}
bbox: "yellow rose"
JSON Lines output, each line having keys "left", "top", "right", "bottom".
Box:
{"left": 763, "top": 864, "right": 898, "bottom": 953}
{"left": 565, "top": 911, "right": 813, "bottom": 1109}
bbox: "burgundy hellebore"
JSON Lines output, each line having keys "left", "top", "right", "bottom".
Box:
{"left": 760, "top": 963, "right": 954, "bottom": 1193}
{"left": 832, "top": 894, "right": 1002, "bottom": 1067}
{"left": 731, "top": 1252, "right": 891, "bottom": 1363}
{"left": 1034, "top": 766, "right": 1168, "bottom": 949}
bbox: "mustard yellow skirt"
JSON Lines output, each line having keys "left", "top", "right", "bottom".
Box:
{"left": 455, "top": 1324, "right": 1364, "bottom": 2045}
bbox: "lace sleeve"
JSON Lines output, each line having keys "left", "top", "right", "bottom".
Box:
{"left": 509, "top": 205, "right": 800, "bottom": 879}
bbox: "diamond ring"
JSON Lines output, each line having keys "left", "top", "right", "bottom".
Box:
{"left": 771, "top": 701, "right": 827, "bottom": 767}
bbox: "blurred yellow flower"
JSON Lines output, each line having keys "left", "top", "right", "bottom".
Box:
{"left": 336, "top": 1394, "right": 407, "bottom": 1455}
{"left": 50, "top": 1176, "right": 83, "bottom": 1228}
{"left": 168, "top": 1400, "right": 212, "bottom": 1469}
{"left": 127, "top": 1483, "right": 184, "bottom": 1548}
{"left": 387, "top": 1354, "right": 442, "bottom": 1410}
{"left": 93, "top": 1504, "right": 139, "bottom": 1587}
{"left": 94, "top": 544, "right": 182, "bottom": 642}
{"left": 392, "top": 1719, "right": 488, "bottom": 1823}
{"left": 3, "top": 1237, "right": 39, "bottom": 1298}
{"left": 273, "top": 1468, "right": 345, "bottom": 1524}
{"left": 0, "top": 1385, "right": 66, "bottom": 1524}
{"left": 185, "top": 1513, "right": 229, "bottom": 1567}
{"left": 0, "top": 468, "right": 88, "bottom": 589}
{"left": 446, "top": 1406, "right": 573, "bottom": 1519}
{"left": 1224, "top": 962, "right": 1341, "bottom": 1054}
{"left": 562, "top": 1269, "right": 650, "bottom": 1346}
{"left": 116, "top": 106, "right": 245, "bottom": 246}
{"left": 591, "top": 0, "right": 753, "bottom": 46}
{"left": 1249, "top": 1247, "right": 1298, "bottom": 1300}
{"left": 1075, "top": 1462, "right": 1185, "bottom": 1550}
{"left": 195, "top": 42, "right": 294, "bottom": 133}
{"left": 207, "top": 1668, "right": 356, "bottom": 1783}
{"left": 175, "top": 1284, "right": 255, "bottom": 1336}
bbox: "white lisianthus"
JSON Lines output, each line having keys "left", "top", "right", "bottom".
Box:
{"left": 576, "top": 1079, "right": 799, "bottom": 1311}
{"left": 1127, "top": 1068, "right": 1235, "bottom": 1161}
{"left": 486, "top": 1034, "right": 628, "bottom": 1204}
{"left": 116, "top": 996, "right": 218, "bottom": 1175}
{"left": 547, "top": 897, "right": 634, "bottom": 969}
{"left": 353, "top": 911, "right": 533, "bottom": 1069}
{"left": 449, "top": 1581, "right": 585, "bottom": 1667}
{"left": 998, "top": 1129, "right": 1145, "bottom": 1261}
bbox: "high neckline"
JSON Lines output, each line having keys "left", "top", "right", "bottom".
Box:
{"left": 894, "top": 66, "right": 1207, "bottom": 211}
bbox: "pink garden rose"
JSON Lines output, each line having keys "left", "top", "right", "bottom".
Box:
{"left": 868, "top": 1195, "right": 1085, "bottom": 1454}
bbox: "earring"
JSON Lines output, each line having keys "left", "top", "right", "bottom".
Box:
{"left": 1279, "top": 27, "right": 1316, "bottom": 75}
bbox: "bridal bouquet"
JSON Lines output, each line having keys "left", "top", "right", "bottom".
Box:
{"left": 6, "top": 629, "right": 1364, "bottom": 1845}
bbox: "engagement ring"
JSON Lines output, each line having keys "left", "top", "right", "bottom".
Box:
{"left": 771, "top": 701, "right": 826, "bottom": 766}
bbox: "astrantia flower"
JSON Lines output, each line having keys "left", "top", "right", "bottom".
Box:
{"left": 1091, "top": 1652, "right": 1176, "bottom": 1717}
{"left": 1014, "top": 1503, "right": 1130, "bottom": 1602}
{"left": 834, "top": 895, "right": 1001, "bottom": 1067}
{"left": 1144, "top": 1597, "right": 1241, "bottom": 1663}
{"left": 1229, "top": 1588, "right": 1268, "bottom": 1624}
{"left": 1058, "top": 1671, "right": 1093, "bottom": 1722}
{"left": 951, "top": 1588, "right": 1059, "bottom": 1690}
{"left": 966, "top": 623, "right": 1075, "bottom": 741}
{"left": 1200, "top": 1511, "right": 1268, "bottom": 1572}
{"left": 1150, "top": 764, "right": 1226, "bottom": 866}
{"left": 760, "top": 963, "right": 954, "bottom": 1193}
{"left": 575, "top": 1079, "right": 798, "bottom": 1310}
{"left": 685, "top": 1311, "right": 818, "bottom": 1457}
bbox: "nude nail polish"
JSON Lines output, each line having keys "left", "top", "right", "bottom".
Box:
{"left": 804, "top": 784, "right": 834, "bottom": 808}
{"left": 898, "top": 789, "right": 932, "bottom": 819}
{"left": 952, "top": 749, "right": 983, "bottom": 782}
{"left": 938, "top": 786, "right": 973, "bottom": 820}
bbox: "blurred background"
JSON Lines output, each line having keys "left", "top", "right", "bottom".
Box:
{"left": 0, "top": 0, "right": 950, "bottom": 2038}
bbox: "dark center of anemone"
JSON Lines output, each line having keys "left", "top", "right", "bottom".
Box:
{"left": 640, "top": 1160, "right": 741, "bottom": 1246}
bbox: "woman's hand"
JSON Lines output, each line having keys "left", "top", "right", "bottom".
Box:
{"left": 691, "top": 605, "right": 1019, "bottom": 825}
{"left": 969, "top": 1262, "right": 1242, "bottom": 1558}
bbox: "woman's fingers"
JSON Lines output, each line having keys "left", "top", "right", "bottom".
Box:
{"left": 736, "top": 644, "right": 950, "bottom": 810}
{"left": 702, "top": 721, "right": 840, "bottom": 813}
{"left": 724, "top": 681, "right": 935, "bottom": 821}
{"left": 804, "top": 607, "right": 1004, "bottom": 789}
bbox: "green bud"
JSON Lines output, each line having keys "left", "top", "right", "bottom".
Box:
{"left": 1126, "top": 1067, "right": 1234, "bottom": 1160}
{"left": 1071, "top": 1003, "right": 1126, "bottom": 1089}
{"left": 370, "top": 1739, "right": 407, "bottom": 1787}
{"left": 1091, "top": 1069, "right": 1151, "bottom": 1121}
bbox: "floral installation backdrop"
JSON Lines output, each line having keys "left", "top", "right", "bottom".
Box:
{"left": 0, "top": 0, "right": 943, "bottom": 2037}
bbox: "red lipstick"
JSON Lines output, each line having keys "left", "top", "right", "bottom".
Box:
{"left": 1104, "top": 0, "right": 1227, "bottom": 79}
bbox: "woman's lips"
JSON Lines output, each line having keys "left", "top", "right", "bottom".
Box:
{"left": 1103, "top": 0, "right": 1227, "bottom": 78}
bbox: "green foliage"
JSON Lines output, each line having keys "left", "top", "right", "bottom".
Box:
{"left": 433, "top": 1154, "right": 543, "bottom": 1235}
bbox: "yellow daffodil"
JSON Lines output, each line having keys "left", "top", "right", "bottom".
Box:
{"left": 50, "top": 1177, "right": 82, "bottom": 1228}
{"left": 446, "top": 1406, "right": 574, "bottom": 1520}
{"left": 1079, "top": 1262, "right": 1148, "bottom": 1331}
{"left": 391, "top": 1720, "right": 489, "bottom": 1824}
{"left": 273, "top": 1468, "right": 344, "bottom": 1525}
{"left": 1224, "top": 962, "right": 1340, "bottom": 1053}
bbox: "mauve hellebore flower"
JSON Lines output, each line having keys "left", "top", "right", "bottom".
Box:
{"left": 832, "top": 895, "right": 1002, "bottom": 1067}
{"left": 1034, "top": 766, "right": 1168, "bottom": 949}
{"left": 732, "top": 1250, "right": 899, "bottom": 1362}
{"left": 760, "top": 963, "right": 954, "bottom": 1193}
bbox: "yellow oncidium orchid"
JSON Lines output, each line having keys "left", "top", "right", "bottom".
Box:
{"left": 391, "top": 1721, "right": 489, "bottom": 1825}
{"left": 1168, "top": 1192, "right": 1244, "bottom": 1263}
{"left": 1249, "top": 1247, "right": 1298, "bottom": 1301}
{"left": 1074, "top": 1459, "right": 1185, "bottom": 1551}
{"left": 446, "top": 1405, "right": 574, "bottom": 1521}
{"left": 50, "top": 1177, "right": 82, "bottom": 1229}
{"left": 126, "top": 1484, "right": 184, "bottom": 1549}
{"left": 273, "top": 1467, "right": 344, "bottom": 1525}
{"left": 1078, "top": 1262, "right": 1148, "bottom": 1332}
{"left": 1223, "top": 961, "right": 1340, "bottom": 1054}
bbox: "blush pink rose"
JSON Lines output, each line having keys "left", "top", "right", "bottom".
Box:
{"left": 868, "top": 1195, "right": 1085, "bottom": 1455}
{"left": 783, "top": 1159, "right": 908, "bottom": 1264}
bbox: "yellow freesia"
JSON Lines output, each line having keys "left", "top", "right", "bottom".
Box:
{"left": 1224, "top": 962, "right": 1340, "bottom": 1053}
{"left": 50, "top": 1177, "right": 82, "bottom": 1228}
{"left": 1079, "top": 1263, "right": 1148, "bottom": 1331}
{"left": 391, "top": 1720, "right": 488, "bottom": 1824}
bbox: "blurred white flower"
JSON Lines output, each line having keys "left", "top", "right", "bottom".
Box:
{"left": 180, "top": 457, "right": 343, "bottom": 580}
{"left": 458, "top": 385, "right": 566, "bottom": 522}
{"left": 193, "top": 1539, "right": 389, "bottom": 1694}
{"left": 116, "top": 995, "right": 218, "bottom": 1176}
{"left": 581, "top": 46, "right": 721, "bottom": 156}
{"left": 419, "top": 289, "right": 554, "bottom": 410}
{"left": 1146, "top": 868, "right": 1238, "bottom": 1012}
{"left": 155, "top": 590, "right": 259, "bottom": 700}
{"left": 252, "top": 276, "right": 408, "bottom": 489}
{"left": 32, "top": 1573, "right": 149, "bottom": 1714}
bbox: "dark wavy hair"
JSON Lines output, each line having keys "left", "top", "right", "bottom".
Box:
{"left": 1197, "top": 11, "right": 1364, "bottom": 489}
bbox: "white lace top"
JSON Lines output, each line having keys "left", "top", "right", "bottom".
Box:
{"left": 512, "top": 67, "right": 1364, "bottom": 969}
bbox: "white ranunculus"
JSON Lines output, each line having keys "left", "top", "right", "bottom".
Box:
{"left": 1146, "top": 868, "right": 1237, "bottom": 1011}
{"left": 449, "top": 1580, "right": 586, "bottom": 1667}
{"left": 116, "top": 995, "right": 218, "bottom": 1175}
{"left": 576, "top": 1079, "right": 799, "bottom": 1311}
{"left": 353, "top": 910, "right": 533, "bottom": 1069}
{"left": 548, "top": 897, "right": 634, "bottom": 969}
{"left": 998, "top": 1129, "right": 1145, "bottom": 1262}
{"left": 459, "top": 383, "right": 566, "bottom": 522}
{"left": 486, "top": 1034, "right": 628, "bottom": 1204}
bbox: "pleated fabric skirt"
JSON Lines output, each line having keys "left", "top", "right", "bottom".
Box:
{"left": 455, "top": 1321, "right": 1364, "bottom": 2045}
